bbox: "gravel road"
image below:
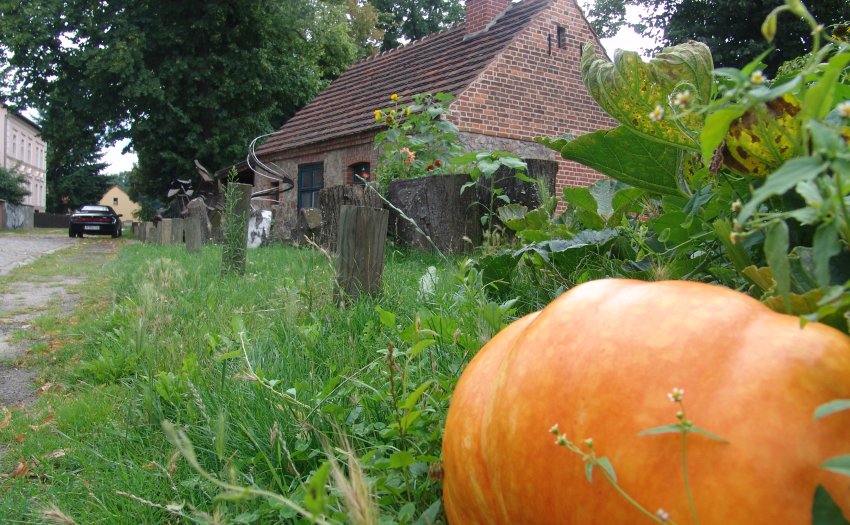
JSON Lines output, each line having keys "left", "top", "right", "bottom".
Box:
{"left": 0, "top": 232, "right": 77, "bottom": 277}
{"left": 0, "top": 233, "right": 115, "bottom": 408}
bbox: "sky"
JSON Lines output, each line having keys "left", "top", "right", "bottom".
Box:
{"left": 99, "top": 8, "right": 657, "bottom": 175}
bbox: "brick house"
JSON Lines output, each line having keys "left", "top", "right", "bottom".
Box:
{"left": 247, "top": 0, "right": 616, "bottom": 214}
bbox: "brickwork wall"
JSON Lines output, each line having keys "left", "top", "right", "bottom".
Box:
{"left": 256, "top": 132, "right": 377, "bottom": 211}
{"left": 450, "top": 0, "right": 617, "bottom": 198}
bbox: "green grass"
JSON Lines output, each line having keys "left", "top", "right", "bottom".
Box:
{"left": 0, "top": 242, "right": 519, "bottom": 524}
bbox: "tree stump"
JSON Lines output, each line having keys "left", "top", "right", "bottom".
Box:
{"left": 185, "top": 216, "right": 203, "bottom": 253}
{"left": 221, "top": 182, "right": 252, "bottom": 275}
{"left": 171, "top": 218, "right": 185, "bottom": 244}
{"left": 319, "top": 184, "right": 383, "bottom": 251}
{"left": 476, "top": 159, "right": 558, "bottom": 212}
{"left": 386, "top": 174, "right": 480, "bottom": 253}
{"left": 335, "top": 205, "right": 388, "bottom": 301}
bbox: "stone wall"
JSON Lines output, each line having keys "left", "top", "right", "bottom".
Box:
{"left": 2, "top": 203, "right": 34, "bottom": 229}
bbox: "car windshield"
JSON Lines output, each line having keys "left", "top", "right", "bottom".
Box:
{"left": 79, "top": 206, "right": 111, "bottom": 213}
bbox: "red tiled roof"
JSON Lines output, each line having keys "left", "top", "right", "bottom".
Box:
{"left": 255, "top": 0, "right": 553, "bottom": 157}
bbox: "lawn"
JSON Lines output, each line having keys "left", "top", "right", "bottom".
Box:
{"left": 0, "top": 241, "right": 520, "bottom": 524}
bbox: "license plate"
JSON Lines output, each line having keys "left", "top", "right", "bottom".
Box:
{"left": 84, "top": 225, "right": 100, "bottom": 230}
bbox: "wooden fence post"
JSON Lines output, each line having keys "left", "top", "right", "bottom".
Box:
{"left": 221, "top": 182, "right": 252, "bottom": 275}
{"left": 185, "top": 216, "right": 203, "bottom": 253}
{"left": 334, "top": 205, "right": 388, "bottom": 301}
{"left": 171, "top": 218, "right": 185, "bottom": 244}
{"left": 160, "top": 219, "right": 173, "bottom": 245}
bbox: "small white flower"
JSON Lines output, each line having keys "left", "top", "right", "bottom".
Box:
{"left": 656, "top": 508, "right": 670, "bottom": 522}
{"left": 555, "top": 434, "right": 569, "bottom": 446}
{"left": 672, "top": 90, "right": 692, "bottom": 108}
{"left": 667, "top": 387, "right": 685, "bottom": 403}
{"left": 750, "top": 70, "right": 767, "bottom": 85}
{"left": 837, "top": 101, "right": 850, "bottom": 119}
{"left": 549, "top": 423, "right": 560, "bottom": 435}
{"left": 649, "top": 105, "right": 665, "bottom": 122}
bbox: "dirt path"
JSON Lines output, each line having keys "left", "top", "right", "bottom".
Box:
{"left": 0, "top": 233, "right": 118, "bottom": 407}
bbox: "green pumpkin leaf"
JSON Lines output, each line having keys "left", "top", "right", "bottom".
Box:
{"left": 822, "top": 455, "right": 850, "bottom": 478}
{"left": 558, "top": 126, "right": 688, "bottom": 196}
{"left": 581, "top": 42, "right": 712, "bottom": 149}
{"left": 813, "top": 222, "right": 841, "bottom": 288}
{"left": 812, "top": 485, "right": 850, "bottom": 525}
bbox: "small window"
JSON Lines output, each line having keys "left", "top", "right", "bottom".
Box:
{"left": 351, "top": 162, "right": 370, "bottom": 185}
{"left": 556, "top": 25, "right": 566, "bottom": 49}
{"left": 297, "top": 163, "right": 324, "bottom": 209}
{"left": 113, "top": 197, "right": 119, "bottom": 205}
{"left": 11, "top": 134, "right": 17, "bottom": 156}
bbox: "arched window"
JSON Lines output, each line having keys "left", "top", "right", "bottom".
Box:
{"left": 350, "top": 162, "right": 370, "bottom": 185}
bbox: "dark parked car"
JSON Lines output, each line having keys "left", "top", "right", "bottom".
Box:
{"left": 69, "top": 205, "right": 123, "bottom": 238}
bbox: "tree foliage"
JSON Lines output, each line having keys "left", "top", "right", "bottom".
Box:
{"left": 0, "top": 0, "right": 367, "bottom": 203}
{"left": 0, "top": 167, "right": 30, "bottom": 205}
{"left": 373, "top": 0, "right": 464, "bottom": 50}
{"left": 581, "top": 0, "right": 849, "bottom": 71}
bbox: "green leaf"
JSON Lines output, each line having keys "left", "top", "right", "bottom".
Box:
{"left": 765, "top": 221, "right": 791, "bottom": 311}
{"left": 597, "top": 457, "right": 617, "bottom": 483}
{"left": 815, "top": 400, "right": 850, "bottom": 420}
{"left": 688, "top": 425, "right": 728, "bottom": 442}
{"left": 477, "top": 159, "right": 501, "bottom": 177}
{"left": 215, "top": 350, "right": 242, "bottom": 362}
{"left": 304, "top": 461, "right": 331, "bottom": 517}
{"left": 562, "top": 186, "right": 599, "bottom": 214}
{"left": 803, "top": 52, "right": 850, "bottom": 121}
{"left": 408, "top": 339, "right": 437, "bottom": 358}
{"left": 813, "top": 485, "right": 850, "bottom": 525}
{"left": 737, "top": 158, "right": 830, "bottom": 224}
{"left": 700, "top": 104, "right": 746, "bottom": 164}
{"left": 401, "top": 380, "right": 433, "bottom": 410}
{"left": 584, "top": 461, "right": 594, "bottom": 483}
{"left": 559, "top": 126, "right": 687, "bottom": 196}
{"left": 389, "top": 450, "right": 416, "bottom": 469}
{"left": 822, "top": 455, "right": 850, "bottom": 478}
{"left": 638, "top": 424, "right": 683, "bottom": 436}
{"left": 415, "top": 499, "right": 442, "bottom": 525}
{"left": 375, "top": 306, "right": 396, "bottom": 330}
{"left": 813, "top": 222, "right": 841, "bottom": 288}
{"left": 581, "top": 41, "right": 712, "bottom": 149}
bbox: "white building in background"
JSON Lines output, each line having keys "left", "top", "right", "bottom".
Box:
{"left": 1, "top": 103, "right": 47, "bottom": 212}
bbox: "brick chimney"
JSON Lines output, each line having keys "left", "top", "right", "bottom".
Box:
{"left": 465, "top": 0, "right": 512, "bottom": 35}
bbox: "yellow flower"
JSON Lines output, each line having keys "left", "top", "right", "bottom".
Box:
{"left": 374, "top": 109, "right": 383, "bottom": 121}
{"left": 391, "top": 93, "right": 399, "bottom": 101}
{"left": 750, "top": 70, "right": 767, "bottom": 85}
{"left": 837, "top": 101, "right": 850, "bottom": 119}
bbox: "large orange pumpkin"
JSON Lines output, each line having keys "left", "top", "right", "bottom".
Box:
{"left": 442, "top": 279, "right": 850, "bottom": 524}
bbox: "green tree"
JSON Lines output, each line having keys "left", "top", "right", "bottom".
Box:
{"left": 0, "top": 0, "right": 365, "bottom": 203}
{"left": 0, "top": 167, "right": 29, "bottom": 205}
{"left": 373, "top": 0, "right": 464, "bottom": 50}
{"left": 582, "top": 0, "right": 849, "bottom": 71}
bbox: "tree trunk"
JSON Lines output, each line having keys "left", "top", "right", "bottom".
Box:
{"left": 335, "top": 205, "right": 388, "bottom": 301}
{"left": 319, "top": 183, "right": 383, "bottom": 251}
{"left": 386, "top": 174, "right": 480, "bottom": 253}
